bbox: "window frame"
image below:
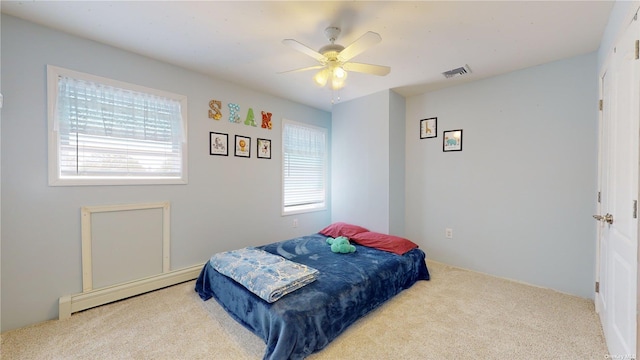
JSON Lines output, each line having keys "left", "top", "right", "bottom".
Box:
{"left": 281, "top": 118, "right": 328, "bottom": 216}
{"left": 47, "top": 65, "right": 188, "bottom": 186}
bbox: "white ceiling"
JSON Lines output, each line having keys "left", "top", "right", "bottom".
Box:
{"left": 2, "top": 1, "right": 614, "bottom": 112}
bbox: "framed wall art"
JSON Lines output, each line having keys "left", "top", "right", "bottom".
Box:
{"left": 235, "top": 135, "right": 251, "bottom": 158}
{"left": 209, "top": 132, "right": 228, "bottom": 156}
{"left": 257, "top": 138, "right": 271, "bottom": 159}
{"left": 420, "top": 117, "right": 437, "bottom": 139}
{"left": 443, "top": 129, "right": 463, "bottom": 152}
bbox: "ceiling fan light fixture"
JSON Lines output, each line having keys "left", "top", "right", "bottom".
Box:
{"left": 330, "top": 79, "right": 345, "bottom": 90}
{"left": 313, "top": 68, "right": 330, "bottom": 87}
{"left": 330, "top": 69, "right": 347, "bottom": 90}
{"left": 333, "top": 66, "right": 347, "bottom": 79}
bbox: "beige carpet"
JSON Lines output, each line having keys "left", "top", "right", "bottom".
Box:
{"left": 1, "top": 261, "right": 608, "bottom": 359}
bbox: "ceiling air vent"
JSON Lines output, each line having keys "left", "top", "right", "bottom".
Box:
{"left": 442, "top": 64, "right": 471, "bottom": 79}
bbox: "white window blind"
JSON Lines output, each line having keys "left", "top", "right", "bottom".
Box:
{"left": 48, "top": 66, "right": 187, "bottom": 186}
{"left": 282, "top": 119, "right": 327, "bottom": 214}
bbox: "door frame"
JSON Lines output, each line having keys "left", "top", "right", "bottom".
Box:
{"left": 595, "top": 4, "right": 640, "bottom": 357}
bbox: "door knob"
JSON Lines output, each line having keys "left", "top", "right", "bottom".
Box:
{"left": 593, "top": 213, "right": 614, "bottom": 224}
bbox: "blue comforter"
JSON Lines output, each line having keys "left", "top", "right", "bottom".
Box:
{"left": 195, "top": 233, "right": 430, "bottom": 360}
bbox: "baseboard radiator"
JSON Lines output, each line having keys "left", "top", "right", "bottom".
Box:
{"left": 58, "top": 202, "right": 203, "bottom": 320}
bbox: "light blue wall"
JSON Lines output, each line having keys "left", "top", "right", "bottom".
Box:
{"left": 330, "top": 89, "right": 405, "bottom": 235}
{"left": 331, "top": 90, "right": 391, "bottom": 233}
{"left": 0, "top": 15, "right": 331, "bottom": 331}
{"left": 388, "top": 90, "right": 406, "bottom": 236}
{"left": 405, "top": 53, "right": 598, "bottom": 298}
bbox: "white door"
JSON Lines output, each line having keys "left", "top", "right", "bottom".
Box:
{"left": 596, "top": 10, "right": 639, "bottom": 357}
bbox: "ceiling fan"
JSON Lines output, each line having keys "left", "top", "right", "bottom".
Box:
{"left": 281, "top": 27, "right": 390, "bottom": 90}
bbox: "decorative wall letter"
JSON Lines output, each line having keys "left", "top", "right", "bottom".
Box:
{"left": 228, "top": 103, "right": 241, "bottom": 123}
{"left": 261, "top": 111, "right": 273, "bottom": 130}
{"left": 244, "top": 108, "right": 257, "bottom": 127}
{"left": 208, "top": 100, "right": 222, "bottom": 120}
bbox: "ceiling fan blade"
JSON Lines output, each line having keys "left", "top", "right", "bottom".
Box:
{"left": 337, "top": 31, "right": 382, "bottom": 62}
{"left": 282, "top": 39, "right": 327, "bottom": 63}
{"left": 278, "top": 65, "right": 325, "bottom": 74}
{"left": 343, "top": 62, "right": 390, "bottom": 76}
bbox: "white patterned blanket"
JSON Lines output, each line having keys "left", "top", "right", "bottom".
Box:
{"left": 209, "top": 247, "right": 319, "bottom": 303}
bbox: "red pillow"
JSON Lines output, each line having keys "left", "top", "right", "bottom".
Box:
{"left": 351, "top": 231, "right": 419, "bottom": 255}
{"left": 319, "top": 222, "right": 369, "bottom": 238}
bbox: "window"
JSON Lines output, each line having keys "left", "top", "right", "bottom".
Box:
{"left": 282, "top": 119, "right": 328, "bottom": 214}
{"left": 47, "top": 65, "right": 188, "bottom": 186}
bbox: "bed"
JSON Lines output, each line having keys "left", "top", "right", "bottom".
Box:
{"left": 195, "top": 226, "right": 430, "bottom": 360}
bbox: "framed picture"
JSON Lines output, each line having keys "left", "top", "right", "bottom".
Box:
{"left": 420, "top": 117, "right": 437, "bottom": 139}
{"left": 443, "top": 129, "right": 463, "bottom": 152}
{"left": 235, "top": 135, "right": 251, "bottom": 158}
{"left": 257, "top": 138, "right": 271, "bottom": 159}
{"left": 209, "top": 132, "right": 228, "bottom": 156}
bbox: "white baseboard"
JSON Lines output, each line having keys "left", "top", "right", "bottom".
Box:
{"left": 59, "top": 263, "right": 204, "bottom": 320}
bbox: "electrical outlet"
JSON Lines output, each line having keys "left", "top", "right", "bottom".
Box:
{"left": 445, "top": 228, "right": 453, "bottom": 239}
{"left": 293, "top": 219, "right": 298, "bottom": 228}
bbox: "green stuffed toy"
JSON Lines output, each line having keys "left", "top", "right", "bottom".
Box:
{"left": 326, "top": 236, "right": 356, "bottom": 253}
